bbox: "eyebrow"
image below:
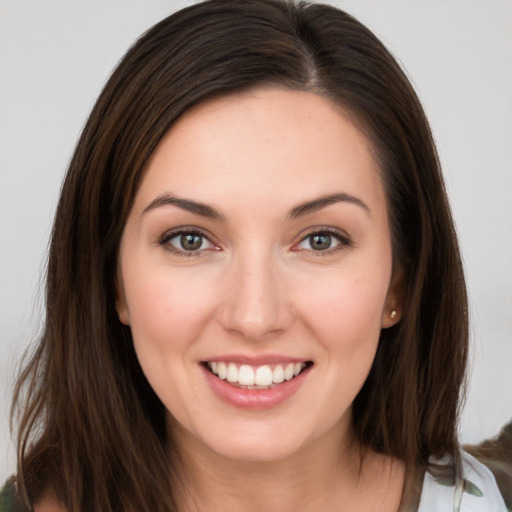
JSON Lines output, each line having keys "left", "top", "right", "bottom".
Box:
{"left": 287, "top": 193, "right": 370, "bottom": 219}
{"left": 142, "top": 191, "right": 370, "bottom": 221}
{"left": 142, "top": 194, "right": 225, "bottom": 221}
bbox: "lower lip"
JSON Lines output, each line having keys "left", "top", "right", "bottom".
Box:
{"left": 202, "top": 365, "right": 311, "bottom": 410}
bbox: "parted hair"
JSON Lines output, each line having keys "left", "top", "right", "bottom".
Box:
{"left": 13, "top": 1, "right": 468, "bottom": 510}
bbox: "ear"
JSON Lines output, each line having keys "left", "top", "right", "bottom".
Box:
{"left": 381, "top": 266, "right": 405, "bottom": 329}
{"left": 115, "top": 273, "right": 130, "bottom": 326}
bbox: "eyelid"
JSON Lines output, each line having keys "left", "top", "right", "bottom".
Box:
{"left": 292, "top": 227, "right": 353, "bottom": 253}
{"left": 158, "top": 226, "right": 220, "bottom": 256}
{"left": 157, "top": 225, "right": 351, "bottom": 256}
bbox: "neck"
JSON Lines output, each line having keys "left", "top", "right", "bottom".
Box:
{"left": 168, "top": 419, "right": 405, "bottom": 512}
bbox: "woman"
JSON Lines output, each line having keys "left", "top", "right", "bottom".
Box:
{"left": 1, "top": 0, "right": 507, "bottom": 511}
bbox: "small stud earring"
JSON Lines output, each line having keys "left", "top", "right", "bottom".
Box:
{"left": 118, "top": 313, "right": 123, "bottom": 320}
{"left": 390, "top": 310, "right": 397, "bottom": 320}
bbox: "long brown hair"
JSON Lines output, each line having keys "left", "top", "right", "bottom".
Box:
{"left": 12, "top": 1, "right": 468, "bottom": 510}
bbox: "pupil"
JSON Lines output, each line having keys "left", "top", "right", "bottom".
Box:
{"left": 311, "top": 234, "right": 331, "bottom": 250}
{"left": 181, "top": 234, "right": 202, "bottom": 251}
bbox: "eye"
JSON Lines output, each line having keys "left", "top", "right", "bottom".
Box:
{"left": 159, "top": 229, "right": 217, "bottom": 255}
{"left": 295, "top": 229, "right": 351, "bottom": 253}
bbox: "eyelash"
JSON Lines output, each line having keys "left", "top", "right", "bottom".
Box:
{"left": 158, "top": 227, "right": 352, "bottom": 257}
{"left": 158, "top": 228, "right": 217, "bottom": 257}
{"left": 294, "top": 228, "right": 353, "bottom": 256}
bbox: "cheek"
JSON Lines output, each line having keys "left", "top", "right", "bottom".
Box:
{"left": 295, "top": 269, "right": 389, "bottom": 415}
{"left": 121, "top": 264, "right": 222, "bottom": 422}
{"left": 122, "top": 263, "right": 220, "bottom": 354}
{"left": 293, "top": 257, "right": 391, "bottom": 400}
{"left": 298, "top": 270, "right": 389, "bottom": 340}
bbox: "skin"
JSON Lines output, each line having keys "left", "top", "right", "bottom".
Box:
{"left": 36, "top": 88, "right": 405, "bottom": 512}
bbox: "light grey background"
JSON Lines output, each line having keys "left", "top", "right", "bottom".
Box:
{"left": 1, "top": 0, "right": 511, "bottom": 484}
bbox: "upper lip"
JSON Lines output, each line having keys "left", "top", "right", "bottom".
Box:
{"left": 201, "top": 354, "right": 312, "bottom": 365}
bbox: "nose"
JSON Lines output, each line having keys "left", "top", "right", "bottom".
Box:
{"left": 218, "top": 248, "right": 293, "bottom": 341}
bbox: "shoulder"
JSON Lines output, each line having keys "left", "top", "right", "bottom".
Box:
{"left": 417, "top": 451, "right": 508, "bottom": 511}
{"left": 465, "top": 421, "right": 512, "bottom": 510}
{"left": 0, "top": 478, "right": 66, "bottom": 512}
{"left": 0, "top": 477, "right": 29, "bottom": 512}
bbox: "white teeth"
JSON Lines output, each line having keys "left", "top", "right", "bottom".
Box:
{"left": 207, "top": 361, "right": 308, "bottom": 385}
{"left": 217, "top": 362, "right": 227, "bottom": 380}
{"left": 255, "top": 365, "right": 273, "bottom": 386}
{"left": 284, "top": 363, "right": 294, "bottom": 380}
{"left": 272, "top": 364, "right": 285, "bottom": 384}
{"left": 227, "top": 363, "right": 238, "bottom": 383}
{"left": 238, "top": 364, "right": 255, "bottom": 385}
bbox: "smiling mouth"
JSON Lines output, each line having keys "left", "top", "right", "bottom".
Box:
{"left": 203, "top": 361, "right": 313, "bottom": 389}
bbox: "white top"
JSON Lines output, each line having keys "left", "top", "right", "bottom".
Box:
{"left": 418, "top": 451, "right": 507, "bottom": 511}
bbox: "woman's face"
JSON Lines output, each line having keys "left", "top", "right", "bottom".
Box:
{"left": 117, "top": 88, "right": 402, "bottom": 463}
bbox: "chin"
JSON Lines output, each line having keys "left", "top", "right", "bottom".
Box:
{"left": 208, "top": 434, "right": 305, "bottom": 464}
{"left": 171, "top": 413, "right": 310, "bottom": 464}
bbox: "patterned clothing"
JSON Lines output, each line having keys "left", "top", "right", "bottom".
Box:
{"left": 418, "top": 452, "right": 508, "bottom": 511}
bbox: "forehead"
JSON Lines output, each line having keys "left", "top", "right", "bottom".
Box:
{"left": 134, "top": 88, "right": 386, "bottom": 218}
